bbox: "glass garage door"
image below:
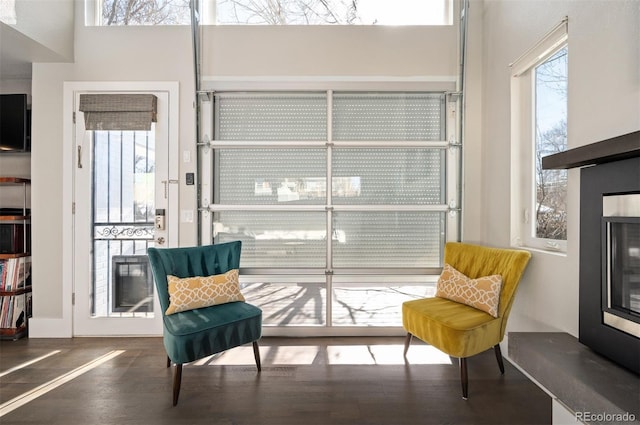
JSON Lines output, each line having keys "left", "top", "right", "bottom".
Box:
{"left": 206, "top": 91, "right": 459, "bottom": 332}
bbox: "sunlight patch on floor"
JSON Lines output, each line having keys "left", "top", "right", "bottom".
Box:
{"left": 328, "top": 344, "right": 451, "bottom": 365}
{"left": 0, "top": 350, "right": 61, "bottom": 378}
{"left": 191, "top": 344, "right": 451, "bottom": 366}
{"left": 192, "top": 345, "right": 319, "bottom": 366}
{"left": 0, "top": 350, "right": 125, "bottom": 417}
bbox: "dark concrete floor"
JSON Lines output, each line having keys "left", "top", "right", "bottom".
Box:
{"left": 0, "top": 336, "right": 551, "bottom": 425}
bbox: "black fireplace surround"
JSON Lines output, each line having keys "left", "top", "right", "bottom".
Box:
{"left": 543, "top": 130, "right": 640, "bottom": 375}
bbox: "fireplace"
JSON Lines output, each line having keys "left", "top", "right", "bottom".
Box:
{"left": 543, "top": 130, "right": 640, "bottom": 375}
{"left": 602, "top": 195, "right": 640, "bottom": 338}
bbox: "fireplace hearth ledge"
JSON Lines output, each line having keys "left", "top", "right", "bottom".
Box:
{"left": 509, "top": 332, "right": 639, "bottom": 424}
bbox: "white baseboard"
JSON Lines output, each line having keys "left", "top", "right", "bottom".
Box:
{"left": 28, "top": 317, "right": 72, "bottom": 338}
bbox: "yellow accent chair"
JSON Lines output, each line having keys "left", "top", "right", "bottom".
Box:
{"left": 402, "top": 242, "right": 531, "bottom": 399}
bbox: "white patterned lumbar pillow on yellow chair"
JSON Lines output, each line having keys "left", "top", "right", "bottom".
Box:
{"left": 435, "top": 263, "right": 503, "bottom": 317}
{"left": 165, "top": 269, "right": 245, "bottom": 315}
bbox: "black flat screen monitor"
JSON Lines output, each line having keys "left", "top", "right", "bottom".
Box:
{"left": 0, "top": 94, "right": 30, "bottom": 152}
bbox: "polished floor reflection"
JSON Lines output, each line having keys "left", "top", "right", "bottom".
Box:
{"left": 244, "top": 283, "right": 437, "bottom": 326}
{"left": 0, "top": 336, "right": 551, "bottom": 425}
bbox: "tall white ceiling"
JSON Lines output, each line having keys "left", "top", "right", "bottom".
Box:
{"left": 0, "top": 0, "right": 75, "bottom": 79}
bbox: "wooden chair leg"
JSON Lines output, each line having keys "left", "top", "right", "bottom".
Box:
{"left": 166, "top": 355, "right": 171, "bottom": 368}
{"left": 459, "top": 357, "right": 468, "bottom": 400}
{"left": 172, "top": 363, "right": 183, "bottom": 406}
{"left": 253, "top": 341, "right": 262, "bottom": 372}
{"left": 494, "top": 344, "right": 505, "bottom": 374}
{"left": 403, "top": 333, "right": 412, "bottom": 357}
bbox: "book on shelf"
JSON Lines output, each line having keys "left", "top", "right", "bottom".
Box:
{"left": 0, "top": 293, "right": 26, "bottom": 329}
{"left": 12, "top": 293, "right": 26, "bottom": 328}
{"left": 0, "top": 256, "right": 32, "bottom": 292}
{"left": 25, "top": 291, "right": 32, "bottom": 318}
{"left": 16, "top": 256, "right": 31, "bottom": 289}
{"left": 1, "top": 296, "right": 12, "bottom": 327}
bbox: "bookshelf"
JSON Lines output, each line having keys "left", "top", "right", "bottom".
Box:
{"left": 0, "top": 177, "right": 31, "bottom": 340}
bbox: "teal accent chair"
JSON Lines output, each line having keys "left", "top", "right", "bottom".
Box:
{"left": 147, "top": 241, "right": 262, "bottom": 406}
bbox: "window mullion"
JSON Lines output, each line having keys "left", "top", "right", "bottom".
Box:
{"left": 445, "top": 94, "right": 460, "bottom": 242}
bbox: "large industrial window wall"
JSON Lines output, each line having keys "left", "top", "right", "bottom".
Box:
{"left": 200, "top": 91, "right": 461, "bottom": 335}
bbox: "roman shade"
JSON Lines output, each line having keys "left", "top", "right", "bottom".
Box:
{"left": 78, "top": 93, "right": 157, "bottom": 131}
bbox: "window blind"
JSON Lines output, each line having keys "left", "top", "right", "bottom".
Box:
{"left": 79, "top": 94, "right": 157, "bottom": 131}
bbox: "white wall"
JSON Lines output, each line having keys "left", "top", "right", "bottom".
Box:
{"left": 28, "top": 2, "right": 459, "bottom": 335}
{"left": 0, "top": 0, "right": 74, "bottom": 78}
{"left": 478, "top": 0, "right": 640, "bottom": 336}
{"left": 12, "top": 0, "right": 74, "bottom": 61}
{"left": 460, "top": 0, "right": 484, "bottom": 243}
{"left": 29, "top": 6, "right": 195, "bottom": 328}
{"left": 202, "top": 25, "right": 457, "bottom": 78}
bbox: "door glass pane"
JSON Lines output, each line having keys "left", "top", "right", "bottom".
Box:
{"left": 216, "top": 93, "right": 326, "bottom": 141}
{"left": 332, "top": 148, "right": 445, "bottom": 205}
{"left": 332, "top": 92, "right": 444, "bottom": 141}
{"left": 218, "top": 148, "right": 326, "bottom": 204}
{"left": 92, "top": 130, "right": 155, "bottom": 318}
{"left": 332, "top": 211, "right": 445, "bottom": 268}
{"left": 214, "top": 211, "right": 326, "bottom": 268}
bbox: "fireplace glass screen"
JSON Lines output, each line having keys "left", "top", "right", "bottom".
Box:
{"left": 605, "top": 219, "right": 640, "bottom": 317}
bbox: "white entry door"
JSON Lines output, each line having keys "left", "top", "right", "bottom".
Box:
{"left": 72, "top": 84, "right": 178, "bottom": 336}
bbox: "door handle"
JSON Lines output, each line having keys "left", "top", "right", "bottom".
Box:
{"left": 156, "top": 236, "right": 165, "bottom": 245}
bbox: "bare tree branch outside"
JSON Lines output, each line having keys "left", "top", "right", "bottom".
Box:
{"left": 535, "top": 47, "right": 568, "bottom": 240}
{"left": 100, "top": 0, "right": 442, "bottom": 25}
{"left": 102, "top": 0, "right": 191, "bottom": 25}
{"left": 101, "top": 0, "right": 360, "bottom": 25}
{"left": 216, "top": 0, "right": 359, "bottom": 24}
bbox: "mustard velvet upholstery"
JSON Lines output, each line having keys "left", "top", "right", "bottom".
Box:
{"left": 402, "top": 242, "right": 531, "bottom": 398}
{"left": 403, "top": 297, "right": 504, "bottom": 358}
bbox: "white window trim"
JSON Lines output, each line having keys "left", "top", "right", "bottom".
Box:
{"left": 510, "top": 18, "right": 568, "bottom": 253}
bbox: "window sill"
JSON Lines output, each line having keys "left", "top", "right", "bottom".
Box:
{"left": 512, "top": 245, "right": 567, "bottom": 257}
